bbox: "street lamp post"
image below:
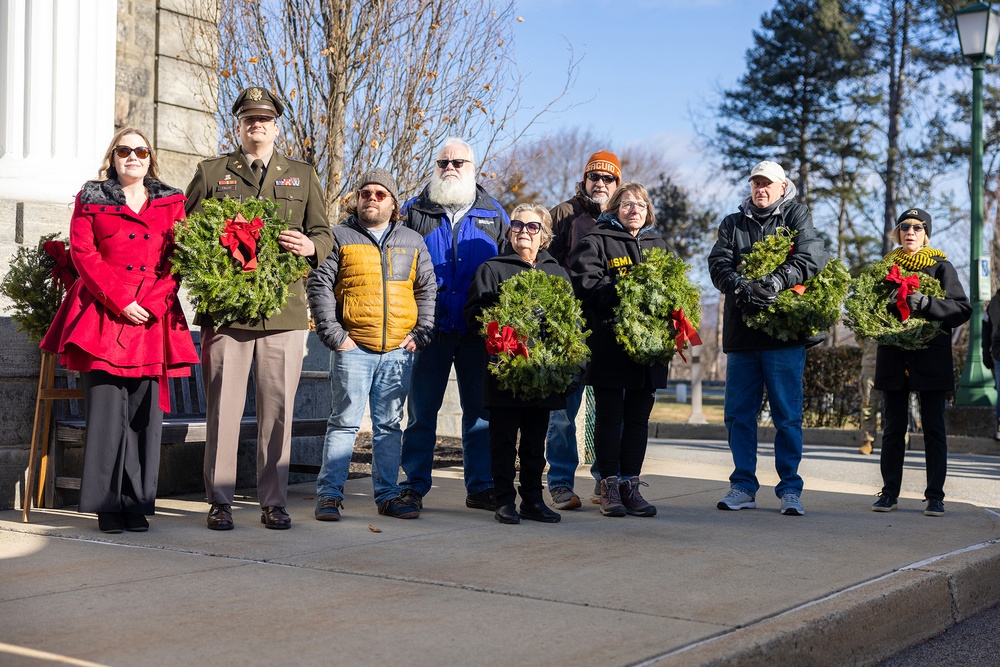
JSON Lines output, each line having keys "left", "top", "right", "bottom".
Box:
{"left": 955, "top": 2, "right": 1000, "bottom": 406}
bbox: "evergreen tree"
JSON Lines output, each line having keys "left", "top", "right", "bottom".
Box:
{"left": 863, "top": 0, "right": 957, "bottom": 255}
{"left": 710, "top": 0, "right": 870, "bottom": 207}
{"left": 647, "top": 173, "right": 716, "bottom": 263}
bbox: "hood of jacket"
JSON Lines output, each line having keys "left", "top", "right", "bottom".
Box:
{"left": 595, "top": 210, "right": 660, "bottom": 240}
{"left": 488, "top": 247, "right": 561, "bottom": 272}
{"left": 737, "top": 181, "right": 799, "bottom": 223}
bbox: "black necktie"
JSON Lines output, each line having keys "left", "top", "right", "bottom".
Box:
{"left": 251, "top": 159, "right": 265, "bottom": 189}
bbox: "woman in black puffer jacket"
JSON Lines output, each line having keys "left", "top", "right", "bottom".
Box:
{"left": 569, "top": 182, "right": 667, "bottom": 518}
{"left": 871, "top": 208, "right": 971, "bottom": 517}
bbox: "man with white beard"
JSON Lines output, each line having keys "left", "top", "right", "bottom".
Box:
{"left": 397, "top": 138, "right": 509, "bottom": 515}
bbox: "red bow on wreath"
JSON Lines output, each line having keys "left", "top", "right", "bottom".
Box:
{"left": 42, "top": 240, "right": 76, "bottom": 289}
{"left": 220, "top": 213, "right": 265, "bottom": 271}
{"left": 670, "top": 308, "right": 702, "bottom": 363}
{"left": 884, "top": 264, "right": 920, "bottom": 322}
{"left": 485, "top": 321, "right": 529, "bottom": 358}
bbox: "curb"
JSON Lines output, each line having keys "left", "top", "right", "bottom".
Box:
{"left": 649, "top": 422, "right": 1000, "bottom": 457}
{"left": 643, "top": 538, "right": 1000, "bottom": 667}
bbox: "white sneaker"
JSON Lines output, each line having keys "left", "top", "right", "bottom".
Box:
{"left": 590, "top": 479, "right": 601, "bottom": 504}
{"left": 780, "top": 493, "right": 804, "bottom": 516}
{"left": 717, "top": 487, "right": 756, "bottom": 511}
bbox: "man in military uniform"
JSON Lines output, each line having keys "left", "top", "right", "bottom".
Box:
{"left": 184, "top": 86, "right": 334, "bottom": 531}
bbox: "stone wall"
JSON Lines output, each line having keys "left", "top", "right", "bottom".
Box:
{"left": 116, "top": 0, "right": 219, "bottom": 190}
{"left": 0, "top": 200, "right": 89, "bottom": 510}
{"left": 154, "top": 0, "right": 221, "bottom": 189}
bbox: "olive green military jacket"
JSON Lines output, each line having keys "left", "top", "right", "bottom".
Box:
{"left": 184, "top": 149, "right": 334, "bottom": 331}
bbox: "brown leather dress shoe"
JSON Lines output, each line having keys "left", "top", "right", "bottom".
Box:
{"left": 207, "top": 503, "right": 234, "bottom": 531}
{"left": 260, "top": 505, "right": 291, "bottom": 529}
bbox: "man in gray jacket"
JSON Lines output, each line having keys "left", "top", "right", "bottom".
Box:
{"left": 307, "top": 169, "right": 435, "bottom": 521}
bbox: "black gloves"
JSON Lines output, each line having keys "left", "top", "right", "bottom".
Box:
{"left": 906, "top": 291, "right": 930, "bottom": 314}
{"left": 760, "top": 271, "right": 785, "bottom": 293}
{"left": 733, "top": 277, "right": 778, "bottom": 315}
{"left": 887, "top": 289, "right": 931, "bottom": 320}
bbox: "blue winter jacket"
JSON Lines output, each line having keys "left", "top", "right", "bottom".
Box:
{"left": 402, "top": 184, "right": 509, "bottom": 333}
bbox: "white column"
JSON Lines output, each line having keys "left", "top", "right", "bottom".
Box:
{"left": 0, "top": 0, "right": 116, "bottom": 204}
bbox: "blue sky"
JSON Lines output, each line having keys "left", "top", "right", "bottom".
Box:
{"left": 511, "top": 0, "right": 777, "bottom": 190}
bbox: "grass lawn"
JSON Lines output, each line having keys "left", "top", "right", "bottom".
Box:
{"left": 647, "top": 393, "right": 856, "bottom": 429}
{"left": 650, "top": 396, "right": 726, "bottom": 424}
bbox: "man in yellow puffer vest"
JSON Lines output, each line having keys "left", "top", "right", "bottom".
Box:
{"left": 307, "top": 169, "right": 436, "bottom": 520}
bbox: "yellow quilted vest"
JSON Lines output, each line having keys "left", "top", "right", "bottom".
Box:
{"left": 334, "top": 243, "right": 419, "bottom": 351}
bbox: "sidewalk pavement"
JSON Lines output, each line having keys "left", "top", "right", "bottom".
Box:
{"left": 2, "top": 438, "right": 999, "bottom": 667}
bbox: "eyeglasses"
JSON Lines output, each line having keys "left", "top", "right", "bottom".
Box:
{"left": 114, "top": 145, "right": 150, "bottom": 159}
{"left": 899, "top": 223, "right": 925, "bottom": 232}
{"left": 509, "top": 220, "right": 542, "bottom": 235}
{"left": 436, "top": 159, "right": 471, "bottom": 169}
{"left": 587, "top": 173, "right": 617, "bottom": 184}
{"left": 619, "top": 200, "right": 648, "bottom": 212}
{"left": 359, "top": 189, "right": 388, "bottom": 202}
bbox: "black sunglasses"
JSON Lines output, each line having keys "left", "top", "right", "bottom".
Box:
{"left": 509, "top": 220, "right": 542, "bottom": 235}
{"left": 436, "top": 159, "right": 470, "bottom": 169}
{"left": 587, "top": 173, "right": 616, "bottom": 184}
{"left": 899, "top": 223, "right": 925, "bottom": 232}
{"left": 114, "top": 145, "right": 150, "bottom": 159}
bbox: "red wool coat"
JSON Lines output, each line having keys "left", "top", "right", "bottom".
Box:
{"left": 41, "top": 178, "right": 199, "bottom": 387}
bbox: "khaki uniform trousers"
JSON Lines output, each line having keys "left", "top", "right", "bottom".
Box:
{"left": 202, "top": 326, "right": 304, "bottom": 507}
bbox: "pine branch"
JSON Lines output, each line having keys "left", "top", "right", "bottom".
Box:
{"left": 614, "top": 247, "right": 702, "bottom": 366}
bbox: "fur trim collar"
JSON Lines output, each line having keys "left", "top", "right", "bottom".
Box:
{"left": 80, "top": 178, "right": 183, "bottom": 206}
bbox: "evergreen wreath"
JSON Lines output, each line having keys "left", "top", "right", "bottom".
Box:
{"left": 845, "top": 258, "right": 946, "bottom": 350}
{"left": 172, "top": 197, "right": 309, "bottom": 327}
{"left": 740, "top": 228, "right": 850, "bottom": 341}
{"left": 477, "top": 270, "right": 590, "bottom": 401}
{"left": 0, "top": 233, "right": 76, "bottom": 343}
{"left": 614, "top": 247, "right": 702, "bottom": 366}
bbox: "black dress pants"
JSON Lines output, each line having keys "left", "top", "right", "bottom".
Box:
{"left": 79, "top": 370, "right": 162, "bottom": 514}
{"left": 489, "top": 406, "right": 550, "bottom": 507}
{"left": 593, "top": 385, "right": 656, "bottom": 480}
{"left": 880, "top": 388, "right": 947, "bottom": 502}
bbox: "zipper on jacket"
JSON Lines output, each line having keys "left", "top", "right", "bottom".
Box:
{"left": 354, "top": 218, "right": 392, "bottom": 352}
{"left": 381, "top": 238, "right": 389, "bottom": 352}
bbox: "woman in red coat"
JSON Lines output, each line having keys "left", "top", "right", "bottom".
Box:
{"left": 41, "top": 127, "right": 198, "bottom": 533}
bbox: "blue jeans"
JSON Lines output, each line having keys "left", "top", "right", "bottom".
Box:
{"left": 724, "top": 346, "right": 806, "bottom": 498}
{"left": 316, "top": 346, "right": 413, "bottom": 506}
{"left": 544, "top": 384, "right": 583, "bottom": 490}
{"left": 400, "top": 331, "right": 492, "bottom": 496}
